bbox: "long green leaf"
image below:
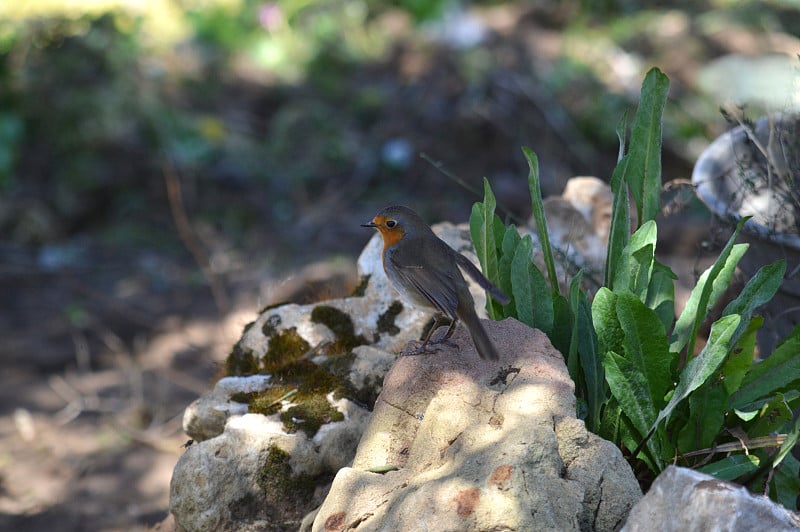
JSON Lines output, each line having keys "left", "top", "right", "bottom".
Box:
{"left": 469, "top": 178, "right": 500, "bottom": 318}
{"left": 612, "top": 220, "right": 657, "bottom": 299}
{"left": 670, "top": 218, "right": 749, "bottom": 355}
{"left": 729, "top": 324, "right": 800, "bottom": 409}
{"left": 646, "top": 260, "right": 677, "bottom": 332}
{"left": 721, "top": 260, "right": 786, "bottom": 347}
{"left": 652, "top": 314, "right": 740, "bottom": 431}
{"left": 615, "top": 109, "right": 629, "bottom": 162}
{"left": 605, "top": 154, "right": 631, "bottom": 288}
{"left": 677, "top": 383, "right": 727, "bottom": 452}
{"left": 498, "top": 225, "right": 521, "bottom": 318}
{"left": 616, "top": 292, "right": 672, "bottom": 407}
{"left": 627, "top": 67, "right": 669, "bottom": 225}
{"left": 523, "top": 147, "right": 559, "bottom": 296}
{"left": 593, "top": 287, "right": 624, "bottom": 359}
{"left": 699, "top": 455, "right": 760, "bottom": 481}
{"left": 722, "top": 316, "right": 762, "bottom": 396}
{"left": 567, "top": 272, "right": 583, "bottom": 382}
{"left": 604, "top": 350, "right": 663, "bottom": 469}
{"left": 550, "top": 293, "right": 573, "bottom": 355}
{"left": 510, "top": 234, "right": 553, "bottom": 334}
{"left": 772, "top": 452, "right": 800, "bottom": 510}
{"left": 576, "top": 288, "right": 604, "bottom": 433}
{"left": 748, "top": 393, "right": 793, "bottom": 438}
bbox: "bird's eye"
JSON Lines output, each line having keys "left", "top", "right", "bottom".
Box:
{"left": 386, "top": 220, "right": 397, "bottom": 228}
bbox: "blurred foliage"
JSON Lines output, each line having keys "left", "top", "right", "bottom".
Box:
{"left": 0, "top": 0, "right": 796, "bottom": 256}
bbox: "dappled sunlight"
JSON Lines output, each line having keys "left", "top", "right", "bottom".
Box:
{"left": 3, "top": 0, "right": 800, "bottom": 528}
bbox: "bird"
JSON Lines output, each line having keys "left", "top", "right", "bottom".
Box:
{"left": 362, "top": 205, "right": 509, "bottom": 360}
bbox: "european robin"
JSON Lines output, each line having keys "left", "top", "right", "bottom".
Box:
{"left": 362, "top": 205, "right": 509, "bottom": 360}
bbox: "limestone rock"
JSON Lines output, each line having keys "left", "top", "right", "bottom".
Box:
{"left": 523, "top": 176, "right": 613, "bottom": 290}
{"left": 622, "top": 466, "right": 800, "bottom": 532}
{"left": 310, "top": 318, "right": 641, "bottom": 532}
{"left": 182, "top": 375, "right": 270, "bottom": 442}
{"left": 170, "top": 408, "right": 370, "bottom": 532}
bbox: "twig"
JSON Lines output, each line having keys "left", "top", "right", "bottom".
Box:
{"left": 163, "top": 161, "right": 230, "bottom": 314}
{"left": 419, "top": 152, "right": 524, "bottom": 225}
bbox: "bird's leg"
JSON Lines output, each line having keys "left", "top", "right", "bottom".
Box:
{"left": 401, "top": 314, "right": 447, "bottom": 356}
{"left": 429, "top": 316, "right": 459, "bottom": 350}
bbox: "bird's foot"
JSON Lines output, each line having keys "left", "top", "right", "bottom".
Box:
{"left": 428, "top": 337, "right": 459, "bottom": 350}
{"left": 400, "top": 340, "right": 439, "bottom": 356}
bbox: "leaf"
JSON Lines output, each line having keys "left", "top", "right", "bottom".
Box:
{"left": 612, "top": 220, "right": 657, "bottom": 299}
{"left": 523, "top": 147, "right": 559, "bottom": 296}
{"left": 615, "top": 108, "right": 629, "bottom": 162}
{"left": 652, "top": 314, "right": 740, "bottom": 431}
{"left": 470, "top": 178, "right": 500, "bottom": 319}
{"left": 592, "top": 287, "right": 624, "bottom": 358}
{"left": 721, "top": 316, "right": 762, "bottom": 396}
{"left": 605, "top": 154, "right": 631, "bottom": 288}
{"left": 748, "top": 393, "right": 793, "bottom": 438}
{"left": 626, "top": 67, "right": 669, "bottom": 225}
{"left": 497, "top": 225, "right": 521, "bottom": 317}
{"left": 576, "top": 287, "right": 604, "bottom": 433}
{"left": 729, "top": 324, "right": 800, "bottom": 409}
{"left": 772, "top": 452, "right": 800, "bottom": 510}
{"left": 510, "top": 234, "right": 553, "bottom": 335}
{"left": 616, "top": 292, "right": 673, "bottom": 407}
{"left": 699, "top": 454, "right": 760, "bottom": 481}
{"left": 670, "top": 218, "right": 749, "bottom": 355}
{"left": 677, "top": 383, "right": 727, "bottom": 452}
{"left": 721, "top": 260, "right": 786, "bottom": 347}
{"left": 550, "top": 293, "right": 573, "bottom": 356}
{"left": 646, "top": 260, "right": 677, "bottom": 332}
{"left": 604, "top": 350, "right": 663, "bottom": 469}
{"left": 567, "top": 272, "right": 584, "bottom": 382}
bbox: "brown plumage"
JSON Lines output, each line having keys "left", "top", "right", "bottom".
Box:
{"left": 362, "top": 205, "right": 509, "bottom": 360}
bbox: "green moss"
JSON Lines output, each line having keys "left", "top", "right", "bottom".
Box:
{"left": 310, "top": 304, "right": 367, "bottom": 354}
{"left": 257, "top": 445, "right": 317, "bottom": 503}
{"left": 377, "top": 301, "right": 403, "bottom": 335}
{"left": 261, "top": 314, "right": 282, "bottom": 337}
{"left": 321, "top": 351, "right": 356, "bottom": 377}
{"left": 247, "top": 385, "right": 296, "bottom": 416}
{"left": 226, "top": 310, "right": 363, "bottom": 436}
{"left": 262, "top": 327, "right": 311, "bottom": 373}
{"left": 280, "top": 394, "right": 345, "bottom": 437}
{"left": 225, "top": 342, "right": 260, "bottom": 376}
{"left": 230, "top": 391, "right": 259, "bottom": 404}
{"left": 350, "top": 274, "right": 371, "bottom": 297}
{"left": 258, "top": 301, "right": 291, "bottom": 315}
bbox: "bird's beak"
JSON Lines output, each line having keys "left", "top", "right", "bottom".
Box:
{"left": 361, "top": 220, "right": 378, "bottom": 228}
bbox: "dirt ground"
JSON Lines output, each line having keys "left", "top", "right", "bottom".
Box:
{"left": 1, "top": 4, "right": 795, "bottom": 530}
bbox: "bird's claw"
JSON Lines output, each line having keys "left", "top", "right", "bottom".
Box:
{"left": 400, "top": 340, "right": 439, "bottom": 356}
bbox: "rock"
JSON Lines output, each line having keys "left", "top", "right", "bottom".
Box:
{"left": 524, "top": 176, "right": 614, "bottom": 290}
{"left": 309, "top": 318, "right": 641, "bottom": 532}
{"left": 170, "top": 221, "right": 500, "bottom": 531}
{"left": 622, "top": 466, "right": 800, "bottom": 532}
{"left": 170, "top": 409, "right": 370, "bottom": 532}
{"left": 186, "top": 222, "right": 487, "bottom": 445}
{"left": 183, "top": 375, "right": 271, "bottom": 442}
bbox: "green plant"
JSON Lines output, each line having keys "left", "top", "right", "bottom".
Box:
{"left": 471, "top": 67, "right": 800, "bottom": 507}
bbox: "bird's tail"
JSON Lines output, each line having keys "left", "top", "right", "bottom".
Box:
{"left": 457, "top": 306, "right": 499, "bottom": 360}
{"left": 454, "top": 253, "right": 510, "bottom": 305}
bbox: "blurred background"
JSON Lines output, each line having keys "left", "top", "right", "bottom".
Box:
{"left": 0, "top": 0, "right": 798, "bottom": 530}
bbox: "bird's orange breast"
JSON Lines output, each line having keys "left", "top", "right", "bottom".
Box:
{"left": 373, "top": 215, "right": 405, "bottom": 251}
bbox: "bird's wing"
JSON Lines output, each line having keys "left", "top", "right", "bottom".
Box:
{"left": 387, "top": 239, "right": 461, "bottom": 318}
{"left": 454, "top": 252, "right": 510, "bottom": 304}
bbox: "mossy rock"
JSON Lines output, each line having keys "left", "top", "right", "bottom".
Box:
{"left": 310, "top": 304, "right": 367, "bottom": 354}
